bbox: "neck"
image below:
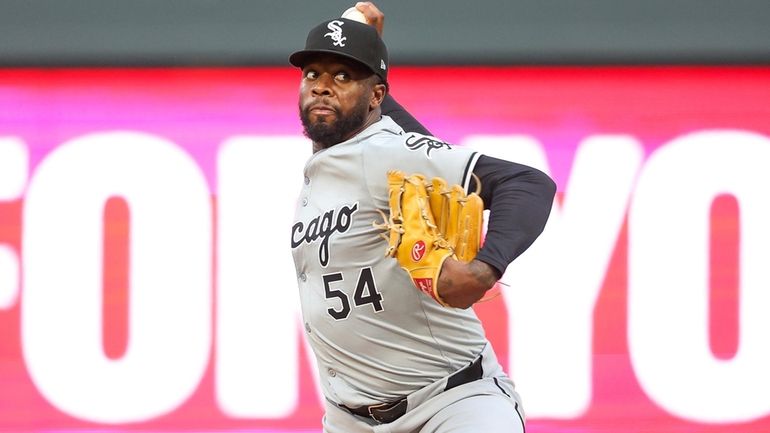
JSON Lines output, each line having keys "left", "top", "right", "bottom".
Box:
{"left": 312, "top": 141, "right": 326, "bottom": 153}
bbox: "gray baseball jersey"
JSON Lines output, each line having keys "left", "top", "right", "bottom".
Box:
{"left": 290, "top": 115, "right": 493, "bottom": 408}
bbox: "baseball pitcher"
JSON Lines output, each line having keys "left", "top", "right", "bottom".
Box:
{"left": 289, "top": 3, "right": 556, "bottom": 432}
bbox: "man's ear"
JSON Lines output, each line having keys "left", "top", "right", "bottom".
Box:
{"left": 370, "top": 83, "right": 387, "bottom": 109}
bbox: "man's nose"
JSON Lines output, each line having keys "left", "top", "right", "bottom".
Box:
{"left": 311, "top": 74, "right": 334, "bottom": 96}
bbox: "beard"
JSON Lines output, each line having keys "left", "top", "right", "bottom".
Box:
{"left": 300, "top": 94, "right": 369, "bottom": 149}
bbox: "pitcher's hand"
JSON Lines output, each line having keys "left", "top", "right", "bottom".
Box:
{"left": 437, "top": 259, "right": 500, "bottom": 309}
{"left": 354, "top": 2, "right": 385, "bottom": 36}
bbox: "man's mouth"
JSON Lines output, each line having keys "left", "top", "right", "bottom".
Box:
{"left": 308, "top": 104, "right": 337, "bottom": 117}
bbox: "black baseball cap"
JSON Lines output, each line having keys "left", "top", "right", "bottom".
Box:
{"left": 289, "top": 18, "right": 388, "bottom": 82}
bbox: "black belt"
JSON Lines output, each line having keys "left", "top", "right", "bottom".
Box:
{"left": 340, "top": 355, "right": 483, "bottom": 424}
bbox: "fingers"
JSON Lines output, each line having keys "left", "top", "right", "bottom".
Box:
{"left": 355, "top": 1, "right": 385, "bottom": 36}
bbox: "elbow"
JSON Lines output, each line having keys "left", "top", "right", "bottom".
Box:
{"left": 546, "top": 174, "right": 557, "bottom": 201}
{"left": 533, "top": 168, "right": 557, "bottom": 203}
{"left": 531, "top": 170, "right": 557, "bottom": 231}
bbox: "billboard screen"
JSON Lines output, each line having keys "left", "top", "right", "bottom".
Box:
{"left": 1, "top": 67, "right": 769, "bottom": 432}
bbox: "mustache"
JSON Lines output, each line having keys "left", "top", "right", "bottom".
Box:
{"left": 301, "top": 99, "right": 340, "bottom": 115}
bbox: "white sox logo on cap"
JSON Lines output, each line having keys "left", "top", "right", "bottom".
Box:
{"left": 290, "top": 18, "right": 389, "bottom": 82}
{"left": 324, "top": 20, "right": 347, "bottom": 47}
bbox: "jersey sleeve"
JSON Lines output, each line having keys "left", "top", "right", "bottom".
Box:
{"left": 362, "top": 130, "right": 481, "bottom": 208}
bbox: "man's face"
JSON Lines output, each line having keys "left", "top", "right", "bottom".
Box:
{"left": 298, "top": 54, "right": 377, "bottom": 149}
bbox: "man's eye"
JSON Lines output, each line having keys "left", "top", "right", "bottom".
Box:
{"left": 305, "top": 71, "right": 318, "bottom": 79}
{"left": 335, "top": 72, "right": 350, "bottom": 81}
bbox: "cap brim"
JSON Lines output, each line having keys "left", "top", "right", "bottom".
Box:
{"left": 289, "top": 49, "right": 378, "bottom": 76}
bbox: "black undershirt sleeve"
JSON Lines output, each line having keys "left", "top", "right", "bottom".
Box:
{"left": 384, "top": 94, "right": 557, "bottom": 278}
{"left": 469, "top": 155, "right": 557, "bottom": 277}
{"left": 381, "top": 94, "right": 432, "bottom": 136}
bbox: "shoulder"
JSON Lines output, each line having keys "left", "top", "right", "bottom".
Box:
{"left": 363, "top": 133, "right": 480, "bottom": 188}
{"left": 400, "top": 132, "right": 455, "bottom": 159}
{"left": 363, "top": 123, "right": 458, "bottom": 161}
{"left": 387, "top": 131, "right": 477, "bottom": 166}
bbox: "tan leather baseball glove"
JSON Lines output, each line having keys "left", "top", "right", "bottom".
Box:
{"left": 374, "top": 170, "right": 483, "bottom": 306}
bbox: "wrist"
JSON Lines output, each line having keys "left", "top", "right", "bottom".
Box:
{"left": 437, "top": 258, "right": 499, "bottom": 309}
{"left": 468, "top": 259, "right": 499, "bottom": 292}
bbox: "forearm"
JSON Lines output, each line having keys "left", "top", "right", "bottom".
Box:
{"left": 472, "top": 155, "right": 557, "bottom": 276}
{"left": 437, "top": 156, "right": 555, "bottom": 308}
